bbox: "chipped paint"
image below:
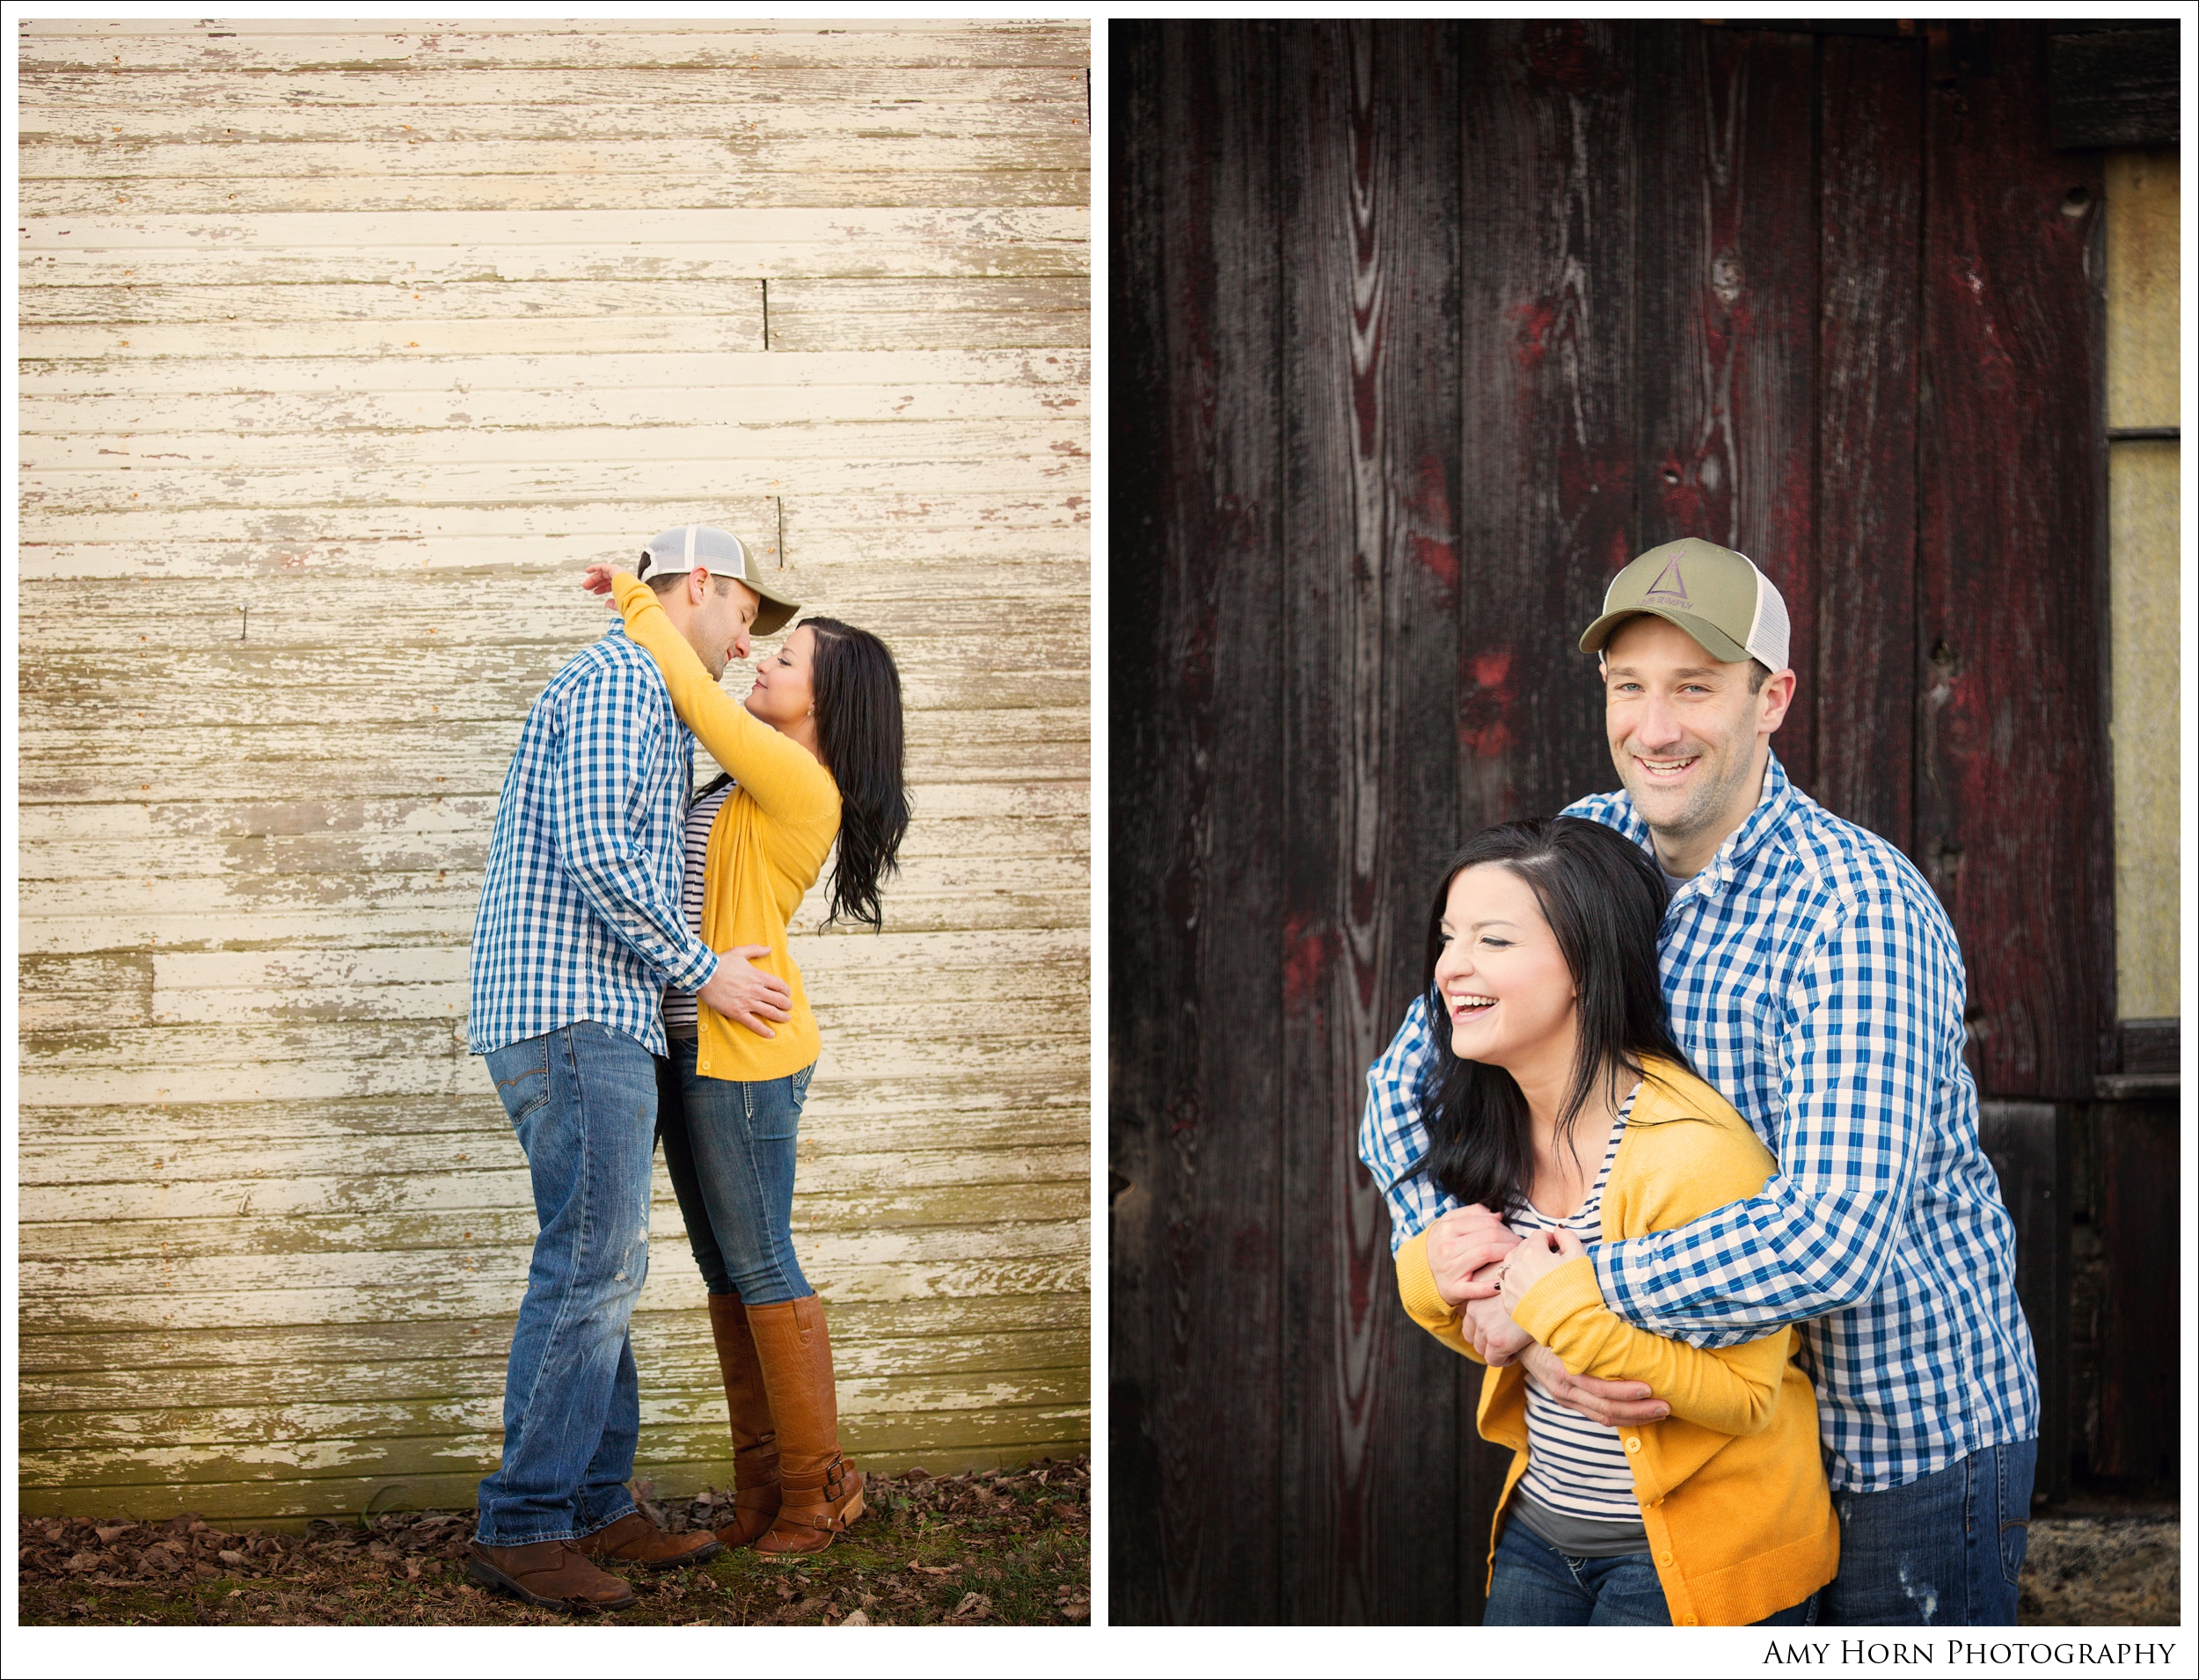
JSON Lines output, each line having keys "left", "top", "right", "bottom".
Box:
{"left": 19, "top": 18, "right": 1090, "bottom": 1516}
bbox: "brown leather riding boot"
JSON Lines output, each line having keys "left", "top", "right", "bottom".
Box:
{"left": 706, "top": 1290, "right": 782, "bottom": 1547}
{"left": 465, "top": 1539, "right": 636, "bottom": 1612}
{"left": 574, "top": 1509, "right": 722, "bottom": 1571}
{"left": 746, "top": 1293, "right": 866, "bottom": 1555}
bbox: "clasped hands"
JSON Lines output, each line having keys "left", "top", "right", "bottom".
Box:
{"left": 1425, "top": 1204, "right": 1669, "bottom": 1427}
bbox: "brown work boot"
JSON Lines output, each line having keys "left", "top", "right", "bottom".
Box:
{"left": 707, "top": 1290, "right": 782, "bottom": 1548}
{"left": 748, "top": 1293, "right": 866, "bottom": 1555}
{"left": 465, "top": 1539, "right": 636, "bottom": 1612}
{"left": 575, "top": 1509, "right": 723, "bottom": 1571}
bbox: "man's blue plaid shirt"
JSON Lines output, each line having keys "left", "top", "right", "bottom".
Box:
{"left": 1357, "top": 755, "right": 2040, "bottom": 1493}
{"left": 468, "top": 624, "right": 719, "bottom": 1059}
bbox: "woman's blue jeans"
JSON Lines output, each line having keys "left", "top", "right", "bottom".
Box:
{"left": 655, "top": 1037, "right": 815, "bottom": 1304}
{"left": 474, "top": 1022, "right": 657, "bottom": 1545}
{"left": 1484, "top": 1515, "right": 1821, "bottom": 1626}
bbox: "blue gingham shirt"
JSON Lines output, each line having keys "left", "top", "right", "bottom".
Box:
{"left": 468, "top": 625, "right": 719, "bottom": 1058}
{"left": 1358, "top": 755, "right": 2040, "bottom": 1492}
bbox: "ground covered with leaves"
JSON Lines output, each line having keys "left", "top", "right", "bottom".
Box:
{"left": 17, "top": 1458, "right": 1089, "bottom": 1627}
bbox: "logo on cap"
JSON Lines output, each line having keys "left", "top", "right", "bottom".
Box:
{"left": 1642, "top": 559, "right": 1691, "bottom": 608}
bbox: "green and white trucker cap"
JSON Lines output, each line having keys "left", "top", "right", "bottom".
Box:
{"left": 637, "top": 524, "right": 800, "bottom": 638}
{"left": 1577, "top": 537, "right": 1790, "bottom": 672}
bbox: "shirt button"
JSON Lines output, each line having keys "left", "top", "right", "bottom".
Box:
{"left": 1625, "top": 1436, "right": 1641, "bottom": 1453}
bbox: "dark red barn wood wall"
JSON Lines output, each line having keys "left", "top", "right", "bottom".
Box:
{"left": 1111, "top": 19, "right": 2114, "bottom": 1623}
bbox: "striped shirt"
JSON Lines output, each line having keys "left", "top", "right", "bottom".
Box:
{"left": 1359, "top": 753, "right": 2040, "bottom": 1494}
{"left": 467, "top": 625, "right": 719, "bottom": 1059}
{"left": 662, "top": 778, "right": 736, "bottom": 1036}
{"left": 1511, "top": 1092, "right": 1642, "bottom": 1529}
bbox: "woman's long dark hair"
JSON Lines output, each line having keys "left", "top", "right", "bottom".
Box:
{"left": 693, "top": 616, "right": 910, "bottom": 930}
{"left": 1420, "top": 816, "right": 1691, "bottom": 1216}
{"left": 802, "top": 616, "right": 910, "bottom": 929}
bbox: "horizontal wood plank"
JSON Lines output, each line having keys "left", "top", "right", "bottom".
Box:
{"left": 17, "top": 347, "right": 1088, "bottom": 393}
{"left": 22, "top": 656, "right": 1085, "bottom": 721}
{"left": 17, "top": 486, "right": 1089, "bottom": 545}
{"left": 22, "top": 172, "right": 1091, "bottom": 217}
{"left": 18, "top": 571, "right": 1084, "bottom": 642}
{"left": 16, "top": 1077, "right": 1091, "bottom": 1149}
{"left": 20, "top": 419, "right": 1089, "bottom": 473}
{"left": 20, "top": 208, "right": 1091, "bottom": 289}
{"left": 19, "top": 1417, "right": 1092, "bottom": 1516}
{"left": 18, "top": 23, "right": 1092, "bottom": 71}
{"left": 24, "top": 316, "right": 770, "bottom": 359}
{"left": 17, "top": 347, "right": 1082, "bottom": 420}
{"left": 17, "top": 1014, "right": 1079, "bottom": 1099}
{"left": 19, "top": 1293, "right": 1088, "bottom": 1374}
{"left": 19, "top": 1442, "right": 1092, "bottom": 1516}
{"left": 23, "top": 1366, "right": 1093, "bottom": 1457}
{"left": 25, "top": 80, "right": 1085, "bottom": 135}
{"left": 18, "top": 1404, "right": 1092, "bottom": 1489}
{"left": 19, "top": 457, "right": 1088, "bottom": 513}
{"left": 19, "top": 130, "right": 1089, "bottom": 183}
{"left": 19, "top": 891, "right": 1085, "bottom": 956}
{"left": 19, "top": 1401, "right": 1091, "bottom": 1493}
{"left": 20, "top": 1256, "right": 1091, "bottom": 1334}
{"left": 17, "top": 780, "right": 1085, "bottom": 844}
{"left": 26, "top": 1325, "right": 1085, "bottom": 1415}
{"left": 20, "top": 1150, "right": 1088, "bottom": 1226}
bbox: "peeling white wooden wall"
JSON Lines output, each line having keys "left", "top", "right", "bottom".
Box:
{"left": 18, "top": 18, "right": 1091, "bottom": 1521}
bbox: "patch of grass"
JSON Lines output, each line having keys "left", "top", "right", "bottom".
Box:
{"left": 18, "top": 1459, "right": 1090, "bottom": 1628}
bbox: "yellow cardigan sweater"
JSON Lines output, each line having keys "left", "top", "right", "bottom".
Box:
{"left": 1394, "top": 1057, "right": 1837, "bottom": 1627}
{"left": 613, "top": 572, "right": 841, "bottom": 1084}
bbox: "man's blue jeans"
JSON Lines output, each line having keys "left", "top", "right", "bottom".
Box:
{"left": 475, "top": 1022, "right": 658, "bottom": 1545}
{"left": 1821, "top": 1438, "right": 2035, "bottom": 1625}
{"left": 655, "top": 1038, "right": 815, "bottom": 1304}
{"left": 1483, "top": 1516, "right": 1820, "bottom": 1625}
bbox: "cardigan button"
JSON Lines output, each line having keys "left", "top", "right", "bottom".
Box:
{"left": 1684, "top": 1614, "right": 1699, "bottom": 1625}
{"left": 1624, "top": 1436, "right": 1641, "bottom": 1453}
{"left": 1658, "top": 1550, "right": 1673, "bottom": 1565}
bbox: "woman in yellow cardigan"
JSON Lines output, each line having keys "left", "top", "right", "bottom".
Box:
{"left": 1392, "top": 816, "right": 1835, "bottom": 1626}
{"left": 581, "top": 544, "right": 908, "bottom": 1556}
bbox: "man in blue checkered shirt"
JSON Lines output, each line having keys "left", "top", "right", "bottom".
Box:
{"left": 1360, "top": 539, "right": 2040, "bottom": 1625}
{"left": 462, "top": 531, "right": 801, "bottom": 1609}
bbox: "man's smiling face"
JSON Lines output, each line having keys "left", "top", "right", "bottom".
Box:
{"left": 1600, "top": 613, "right": 1792, "bottom": 868}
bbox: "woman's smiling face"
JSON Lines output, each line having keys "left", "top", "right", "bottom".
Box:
{"left": 1432, "top": 863, "right": 1576, "bottom": 1070}
{"left": 744, "top": 623, "right": 817, "bottom": 729}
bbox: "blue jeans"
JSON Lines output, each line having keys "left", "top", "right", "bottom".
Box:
{"left": 655, "top": 1038, "right": 815, "bottom": 1304}
{"left": 1485, "top": 1516, "right": 1820, "bottom": 1626}
{"left": 474, "top": 1022, "right": 658, "bottom": 1545}
{"left": 1820, "top": 1438, "right": 2035, "bottom": 1625}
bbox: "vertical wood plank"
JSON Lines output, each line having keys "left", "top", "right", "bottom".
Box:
{"left": 1634, "top": 23, "right": 1821, "bottom": 791}
{"left": 1918, "top": 22, "right": 2111, "bottom": 1100}
{"left": 1107, "top": 19, "right": 1287, "bottom": 1625}
{"left": 1976, "top": 1101, "right": 2071, "bottom": 1501}
{"left": 2093, "top": 1098, "right": 2178, "bottom": 1486}
{"left": 1456, "top": 20, "right": 1642, "bottom": 834}
{"left": 1275, "top": 20, "right": 1468, "bottom": 1625}
{"left": 1815, "top": 33, "right": 1923, "bottom": 855}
